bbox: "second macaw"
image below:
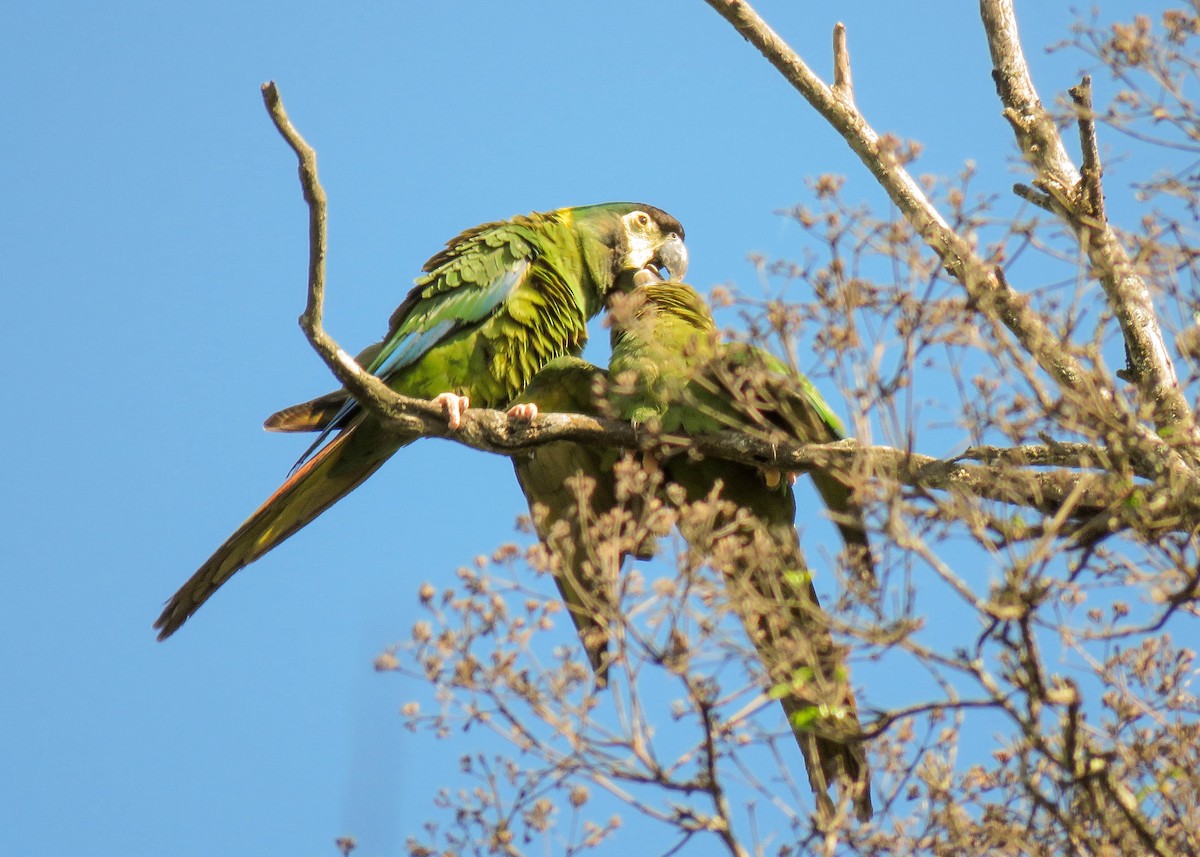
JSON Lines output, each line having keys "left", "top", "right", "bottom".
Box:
{"left": 155, "top": 203, "right": 686, "bottom": 640}
{"left": 606, "top": 278, "right": 873, "bottom": 821}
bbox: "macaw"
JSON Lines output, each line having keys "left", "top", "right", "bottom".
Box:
{"left": 606, "top": 278, "right": 873, "bottom": 821}
{"left": 154, "top": 203, "right": 687, "bottom": 640}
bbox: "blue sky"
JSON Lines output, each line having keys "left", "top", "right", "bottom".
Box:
{"left": 2, "top": 2, "right": 1175, "bottom": 855}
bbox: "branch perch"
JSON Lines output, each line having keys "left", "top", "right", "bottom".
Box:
{"left": 258, "top": 79, "right": 1199, "bottom": 542}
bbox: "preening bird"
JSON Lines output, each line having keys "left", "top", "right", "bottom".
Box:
{"left": 606, "top": 278, "right": 874, "bottom": 821}
{"left": 155, "top": 203, "right": 686, "bottom": 640}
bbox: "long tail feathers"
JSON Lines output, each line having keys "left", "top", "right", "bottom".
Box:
{"left": 733, "top": 519, "right": 874, "bottom": 822}
{"left": 155, "top": 421, "right": 406, "bottom": 640}
{"left": 777, "top": 678, "right": 874, "bottom": 822}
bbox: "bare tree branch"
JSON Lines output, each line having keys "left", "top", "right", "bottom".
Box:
{"left": 702, "top": 1, "right": 1085, "bottom": 393}
{"left": 701, "top": 0, "right": 1200, "bottom": 507}
{"left": 259, "top": 82, "right": 439, "bottom": 434}
{"left": 831, "top": 23, "right": 853, "bottom": 104}
{"left": 979, "top": 0, "right": 1199, "bottom": 450}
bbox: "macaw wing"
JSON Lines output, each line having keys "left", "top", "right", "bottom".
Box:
{"left": 375, "top": 259, "right": 531, "bottom": 374}
{"left": 681, "top": 344, "right": 844, "bottom": 442}
{"left": 291, "top": 252, "right": 533, "bottom": 468}
{"left": 731, "top": 344, "right": 845, "bottom": 439}
{"left": 688, "top": 344, "right": 874, "bottom": 580}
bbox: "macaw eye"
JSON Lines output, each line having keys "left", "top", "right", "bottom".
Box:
{"left": 636, "top": 212, "right": 650, "bottom": 228}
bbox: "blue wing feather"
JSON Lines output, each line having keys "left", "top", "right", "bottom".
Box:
{"left": 372, "top": 318, "right": 457, "bottom": 379}
{"left": 371, "top": 259, "right": 528, "bottom": 377}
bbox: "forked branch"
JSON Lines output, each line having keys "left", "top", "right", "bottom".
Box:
{"left": 979, "top": 0, "right": 1198, "bottom": 449}
{"left": 701, "top": 0, "right": 1200, "bottom": 489}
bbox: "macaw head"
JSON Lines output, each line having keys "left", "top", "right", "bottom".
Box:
{"left": 615, "top": 204, "right": 688, "bottom": 283}
{"left": 569, "top": 202, "right": 688, "bottom": 292}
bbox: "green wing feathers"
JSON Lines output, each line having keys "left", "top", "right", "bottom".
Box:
{"left": 712, "top": 349, "right": 875, "bottom": 583}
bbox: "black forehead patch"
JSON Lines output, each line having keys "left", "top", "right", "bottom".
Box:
{"left": 581, "top": 202, "right": 684, "bottom": 240}
{"left": 640, "top": 205, "right": 684, "bottom": 240}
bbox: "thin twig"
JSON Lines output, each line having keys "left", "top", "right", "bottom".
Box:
{"left": 831, "top": 23, "right": 853, "bottom": 104}
{"left": 1013, "top": 182, "right": 1061, "bottom": 215}
{"left": 1070, "top": 76, "right": 1106, "bottom": 224}
{"left": 979, "top": 0, "right": 1199, "bottom": 451}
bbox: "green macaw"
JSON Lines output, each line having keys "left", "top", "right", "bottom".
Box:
{"left": 154, "top": 203, "right": 687, "bottom": 640}
{"left": 607, "top": 278, "right": 873, "bottom": 822}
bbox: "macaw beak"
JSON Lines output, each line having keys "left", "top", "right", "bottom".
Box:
{"left": 657, "top": 235, "right": 688, "bottom": 281}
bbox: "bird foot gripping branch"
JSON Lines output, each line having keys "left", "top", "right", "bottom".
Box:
{"left": 506, "top": 402, "right": 539, "bottom": 421}
{"left": 432, "top": 392, "right": 471, "bottom": 431}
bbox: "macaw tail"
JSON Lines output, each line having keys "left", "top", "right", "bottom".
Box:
{"left": 262, "top": 390, "right": 351, "bottom": 432}
{"left": 773, "top": 648, "right": 874, "bottom": 823}
{"left": 671, "top": 459, "right": 873, "bottom": 821}
{"left": 154, "top": 419, "right": 408, "bottom": 640}
{"left": 720, "top": 526, "right": 873, "bottom": 822}
{"left": 739, "top": 550, "right": 874, "bottom": 822}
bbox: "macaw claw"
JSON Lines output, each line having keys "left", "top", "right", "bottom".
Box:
{"left": 507, "top": 403, "right": 539, "bottom": 422}
{"left": 763, "top": 469, "right": 800, "bottom": 489}
{"left": 433, "top": 392, "right": 470, "bottom": 430}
